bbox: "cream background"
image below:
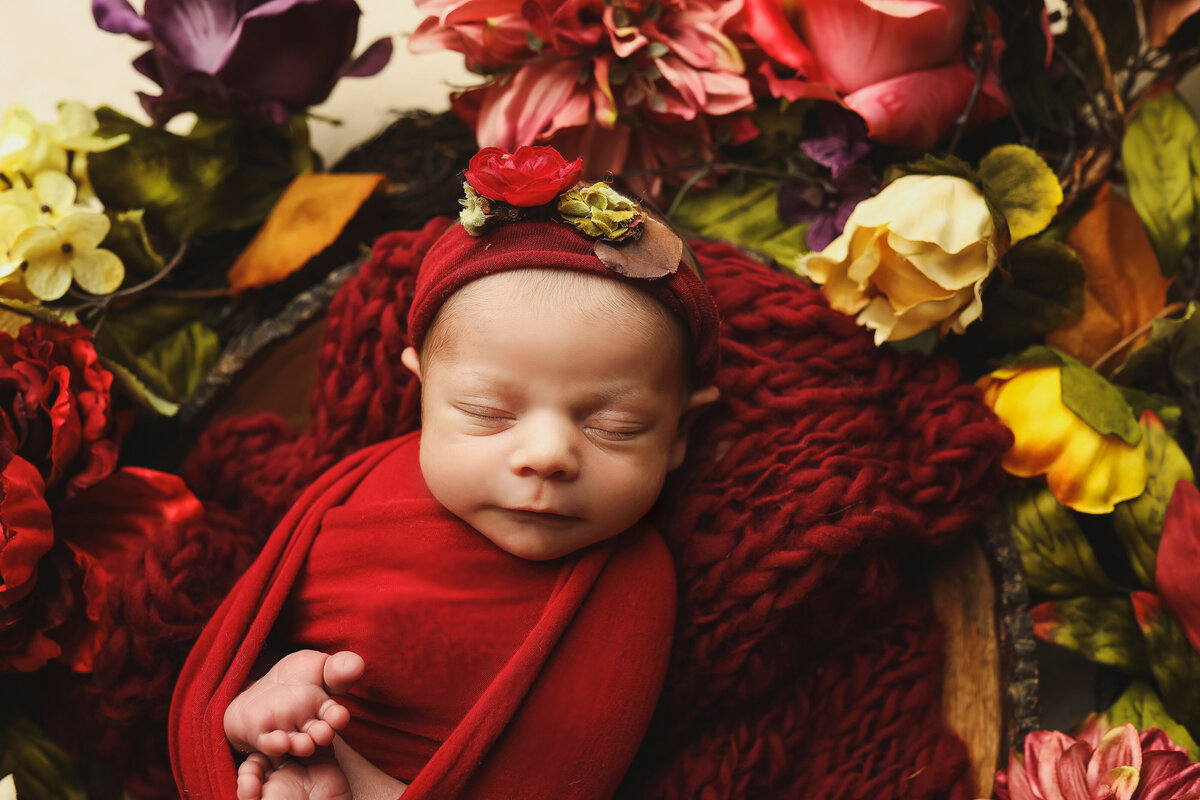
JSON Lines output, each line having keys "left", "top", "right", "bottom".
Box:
{"left": 0, "top": 0, "right": 475, "bottom": 163}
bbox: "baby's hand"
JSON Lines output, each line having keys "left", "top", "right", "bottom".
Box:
{"left": 224, "top": 650, "right": 365, "bottom": 760}
{"left": 237, "top": 752, "right": 352, "bottom": 800}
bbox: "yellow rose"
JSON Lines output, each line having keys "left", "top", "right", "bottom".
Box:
{"left": 977, "top": 365, "right": 1148, "bottom": 513}
{"left": 797, "top": 174, "right": 1000, "bottom": 344}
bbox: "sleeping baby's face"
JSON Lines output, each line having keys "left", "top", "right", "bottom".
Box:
{"left": 401, "top": 269, "right": 717, "bottom": 561}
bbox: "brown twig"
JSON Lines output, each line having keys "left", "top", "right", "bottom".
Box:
{"left": 1091, "top": 301, "right": 1188, "bottom": 375}
{"left": 1072, "top": 0, "right": 1127, "bottom": 127}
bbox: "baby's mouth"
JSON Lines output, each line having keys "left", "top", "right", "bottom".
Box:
{"left": 505, "top": 507, "right": 579, "bottom": 523}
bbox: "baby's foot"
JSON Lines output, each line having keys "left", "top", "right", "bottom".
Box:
{"left": 237, "top": 752, "right": 352, "bottom": 800}
{"left": 225, "top": 650, "right": 365, "bottom": 759}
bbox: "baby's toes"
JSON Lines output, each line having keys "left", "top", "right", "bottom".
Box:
{"left": 254, "top": 729, "right": 292, "bottom": 759}
{"left": 303, "top": 718, "right": 336, "bottom": 748}
{"left": 236, "top": 753, "right": 270, "bottom": 800}
{"left": 316, "top": 698, "right": 350, "bottom": 732}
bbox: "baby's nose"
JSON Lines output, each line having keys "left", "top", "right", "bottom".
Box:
{"left": 509, "top": 415, "right": 580, "bottom": 481}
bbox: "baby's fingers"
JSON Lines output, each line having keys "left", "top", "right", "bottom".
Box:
{"left": 237, "top": 753, "right": 271, "bottom": 800}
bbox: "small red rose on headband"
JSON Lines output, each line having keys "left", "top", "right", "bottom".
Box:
{"left": 464, "top": 146, "right": 584, "bottom": 207}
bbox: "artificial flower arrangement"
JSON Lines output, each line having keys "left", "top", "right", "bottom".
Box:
{"left": 409, "top": 0, "right": 1200, "bottom": 794}
{"left": 0, "top": 1, "right": 396, "bottom": 796}
{"left": 1, "top": 0, "right": 1200, "bottom": 798}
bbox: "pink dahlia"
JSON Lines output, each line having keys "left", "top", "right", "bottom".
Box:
{"left": 409, "top": 0, "right": 756, "bottom": 199}
{"left": 991, "top": 716, "right": 1200, "bottom": 800}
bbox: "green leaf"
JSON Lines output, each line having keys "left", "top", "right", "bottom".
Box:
{"left": 1122, "top": 89, "right": 1199, "bottom": 276}
{"left": 1060, "top": 358, "right": 1143, "bottom": 445}
{"left": 94, "top": 300, "right": 220, "bottom": 403}
{"left": 100, "top": 208, "right": 166, "bottom": 278}
{"left": 1113, "top": 418, "right": 1196, "bottom": 588}
{"left": 88, "top": 109, "right": 315, "bottom": 243}
{"left": 1031, "top": 595, "right": 1149, "bottom": 673}
{"left": 0, "top": 298, "right": 78, "bottom": 327}
{"left": 977, "top": 145, "right": 1064, "bottom": 243}
{"left": 1002, "top": 343, "right": 1066, "bottom": 369}
{"left": 98, "top": 356, "right": 179, "bottom": 417}
{"left": 1005, "top": 485, "right": 1115, "bottom": 596}
{"left": 670, "top": 177, "right": 808, "bottom": 267}
{"left": 1116, "top": 302, "right": 1200, "bottom": 391}
{"left": 1104, "top": 680, "right": 1200, "bottom": 759}
{"left": 1117, "top": 386, "right": 1182, "bottom": 437}
{"left": 1132, "top": 591, "right": 1200, "bottom": 730}
{"left": 978, "top": 238, "right": 1084, "bottom": 341}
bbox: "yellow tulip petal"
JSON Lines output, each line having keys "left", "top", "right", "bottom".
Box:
{"left": 70, "top": 248, "right": 124, "bottom": 295}
{"left": 56, "top": 211, "right": 110, "bottom": 250}
{"left": 979, "top": 365, "right": 1149, "bottom": 513}
{"left": 24, "top": 254, "right": 72, "bottom": 300}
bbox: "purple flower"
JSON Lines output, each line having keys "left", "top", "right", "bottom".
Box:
{"left": 799, "top": 105, "right": 871, "bottom": 181}
{"left": 779, "top": 163, "right": 877, "bottom": 251}
{"left": 93, "top": 0, "right": 393, "bottom": 124}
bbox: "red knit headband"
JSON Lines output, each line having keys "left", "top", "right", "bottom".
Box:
{"left": 406, "top": 147, "right": 721, "bottom": 386}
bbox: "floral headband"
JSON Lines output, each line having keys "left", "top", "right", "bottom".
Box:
{"left": 407, "top": 145, "right": 721, "bottom": 386}
{"left": 458, "top": 145, "right": 684, "bottom": 280}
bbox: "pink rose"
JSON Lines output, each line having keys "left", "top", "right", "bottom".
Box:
{"left": 744, "top": 0, "right": 1010, "bottom": 148}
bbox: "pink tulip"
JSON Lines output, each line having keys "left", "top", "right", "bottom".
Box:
{"left": 991, "top": 716, "right": 1200, "bottom": 800}
{"left": 744, "top": 0, "right": 1010, "bottom": 148}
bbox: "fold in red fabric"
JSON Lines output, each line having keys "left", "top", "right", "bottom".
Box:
{"left": 170, "top": 432, "right": 676, "bottom": 799}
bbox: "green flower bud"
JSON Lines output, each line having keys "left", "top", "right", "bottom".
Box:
{"left": 557, "top": 182, "right": 642, "bottom": 241}
{"left": 459, "top": 182, "right": 492, "bottom": 236}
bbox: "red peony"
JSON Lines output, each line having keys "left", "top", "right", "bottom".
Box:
{"left": 464, "top": 146, "right": 584, "bottom": 206}
{"left": 0, "top": 323, "right": 125, "bottom": 500}
{"left": 0, "top": 450, "right": 107, "bottom": 672}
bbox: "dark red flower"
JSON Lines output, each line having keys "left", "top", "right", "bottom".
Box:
{"left": 0, "top": 450, "right": 108, "bottom": 673}
{"left": 463, "top": 146, "right": 583, "bottom": 206}
{"left": 0, "top": 323, "right": 125, "bottom": 500}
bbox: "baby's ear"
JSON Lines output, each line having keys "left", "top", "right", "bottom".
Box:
{"left": 668, "top": 385, "right": 720, "bottom": 470}
{"left": 401, "top": 346, "right": 423, "bottom": 382}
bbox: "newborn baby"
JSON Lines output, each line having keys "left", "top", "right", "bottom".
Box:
{"left": 171, "top": 148, "right": 721, "bottom": 800}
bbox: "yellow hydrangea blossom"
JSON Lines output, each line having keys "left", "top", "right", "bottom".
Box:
{"left": 978, "top": 365, "right": 1148, "bottom": 513}
{"left": 0, "top": 102, "right": 126, "bottom": 193}
{"left": 12, "top": 210, "right": 124, "bottom": 300}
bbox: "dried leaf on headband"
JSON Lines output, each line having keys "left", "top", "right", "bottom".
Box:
{"left": 595, "top": 214, "right": 682, "bottom": 279}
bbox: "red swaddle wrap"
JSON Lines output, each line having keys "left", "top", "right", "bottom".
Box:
{"left": 169, "top": 432, "right": 676, "bottom": 799}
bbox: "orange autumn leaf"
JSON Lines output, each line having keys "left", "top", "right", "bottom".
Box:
{"left": 1147, "top": 0, "right": 1200, "bottom": 46}
{"left": 227, "top": 173, "right": 385, "bottom": 293}
{"left": 1046, "top": 184, "right": 1174, "bottom": 366}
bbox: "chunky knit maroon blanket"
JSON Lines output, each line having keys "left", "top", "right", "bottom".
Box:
{"left": 87, "top": 217, "right": 1011, "bottom": 798}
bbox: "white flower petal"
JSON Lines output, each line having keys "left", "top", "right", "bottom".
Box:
{"left": 57, "top": 211, "right": 110, "bottom": 250}
{"left": 71, "top": 248, "right": 124, "bottom": 295}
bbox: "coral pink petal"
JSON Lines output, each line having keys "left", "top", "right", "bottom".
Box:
{"left": 843, "top": 63, "right": 975, "bottom": 148}
{"left": 1140, "top": 755, "right": 1200, "bottom": 800}
{"left": 440, "top": 0, "right": 523, "bottom": 24}
{"left": 758, "top": 62, "right": 842, "bottom": 103}
{"left": 1139, "top": 729, "right": 1189, "bottom": 755}
{"left": 698, "top": 71, "right": 755, "bottom": 115}
{"left": 743, "top": 0, "right": 824, "bottom": 76}
{"left": 1056, "top": 742, "right": 1093, "bottom": 800}
{"left": 1026, "top": 730, "right": 1076, "bottom": 800}
{"left": 1087, "top": 725, "right": 1142, "bottom": 788}
{"left": 1157, "top": 480, "right": 1200, "bottom": 655}
{"left": 475, "top": 60, "right": 585, "bottom": 150}
{"left": 1005, "top": 750, "right": 1039, "bottom": 800}
{"left": 800, "top": 0, "right": 970, "bottom": 93}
